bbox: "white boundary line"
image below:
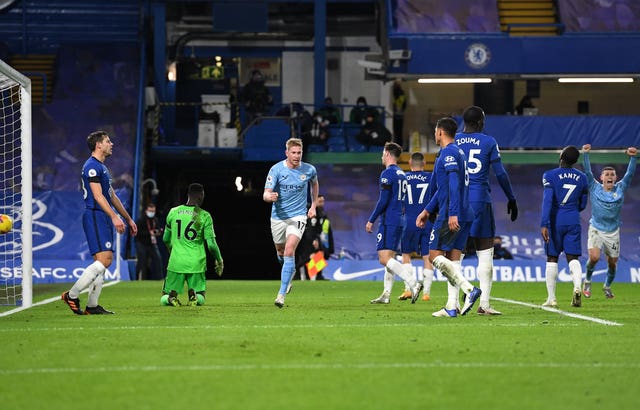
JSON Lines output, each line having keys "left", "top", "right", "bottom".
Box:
{"left": 493, "top": 297, "right": 623, "bottom": 326}
{"left": 0, "top": 280, "right": 120, "bottom": 318}
{"left": 1, "top": 360, "right": 639, "bottom": 375}
{"left": 1, "top": 284, "right": 623, "bottom": 327}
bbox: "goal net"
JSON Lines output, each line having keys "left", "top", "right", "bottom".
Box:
{"left": 0, "top": 59, "right": 32, "bottom": 307}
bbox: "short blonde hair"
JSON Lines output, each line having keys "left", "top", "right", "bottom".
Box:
{"left": 286, "top": 137, "right": 303, "bottom": 150}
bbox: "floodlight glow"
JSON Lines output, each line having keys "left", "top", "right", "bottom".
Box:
{"left": 418, "top": 78, "right": 492, "bottom": 84}
{"left": 558, "top": 78, "right": 634, "bottom": 83}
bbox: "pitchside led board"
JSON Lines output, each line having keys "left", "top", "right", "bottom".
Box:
{"left": 0, "top": 191, "right": 130, "bottom": 284}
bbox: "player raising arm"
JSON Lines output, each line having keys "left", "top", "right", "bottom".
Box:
{"left": 581, "top": 144, "right": 637, "bottom": 299}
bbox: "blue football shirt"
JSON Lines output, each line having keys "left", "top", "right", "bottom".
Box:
{"left": 425, "top": 144, "right": 474, "bottom": 222}
{"left": 81, "top": 156, "right": 113, "bottom": 210}
{"left": 404, "top": 170, "right": 432, "bottom": 231}
{"left": 540, "top": 167, "right": 588, "bottom": 227}
{"left": 368, "top": 164, "right": 406, "bottom": 226}
{"left": 583, "top": 152, "right": 636, "bottom": 232}
{"left": 265, "top": 160, "right": 318, "bottom": 220}
{"left": 455, "top": 131, "right": 512, "bottom": 203}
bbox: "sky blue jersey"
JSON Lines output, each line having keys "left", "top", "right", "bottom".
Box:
{"left": 265, "top": 160, "right": 317, "bottom": 220}
{"left": 583, "top": 152, "right": 636, "bottom": 232}
{"left": 368, "top": 164, "right": 406, "bottom": 226}
{"left": 455, "top": 131, "right": 515, "bottom": 203}
{"left": 540, "top": 166, "right": 588, "bottom": 228}
{"left": 404, "top": 170, "right": 433, "bottom": 231}
{"left": 81, "top": 156, "right": 113, "bottom": 210}
{"left": 425, "top": 143, "right": 474, "bottom": 222}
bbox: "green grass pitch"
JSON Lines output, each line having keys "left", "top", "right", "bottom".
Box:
{"left": 1, "top": 280, "right": 638, "bottom": 410}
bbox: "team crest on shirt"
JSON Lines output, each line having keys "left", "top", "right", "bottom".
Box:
{"left": 300, "top": 175, "right": 307, "bottom": 181}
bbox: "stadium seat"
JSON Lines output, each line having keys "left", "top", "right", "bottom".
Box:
{"left": 346, "top": 135, "right": 367, "bottom": 152}
{"left": 327, "top": 132, "right": 347, "bottom": 152}
{"left": 307, "top": 144, "right": 327, "bottom": 152}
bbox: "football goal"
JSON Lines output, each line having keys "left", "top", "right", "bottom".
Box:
{"left": 0, "top": 59, "right": 33, "bottom": 307}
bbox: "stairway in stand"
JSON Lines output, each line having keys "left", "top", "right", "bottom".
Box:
{"left": 8, "top": 54, "right": 56, "bottom": 104}
{"left": 498, "top": 0, "right": 560, "bottom": 36}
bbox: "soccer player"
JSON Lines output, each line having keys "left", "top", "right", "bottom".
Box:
{"left": 397, "top": 152, "right": 436, "bottom": 302}
{"left": 367, "top": 142, "right": 422, "bottom": 304}
{"left": 62, "top": 131, "right": 138, "bottom": 315}
{"left": 540, "top": 146, "right": 589, "bottom": 308}
{"left": 264, "top": 138, "right": 319, "bottom": 308}
{"left": 416, "top": 117, "right": 481, "bottom": 317}
{"left": 582, "top": 144, "right": 637, "bottom": 299}
{"left": 455, "top": 106, "right": 518, "bottom": 315}
{"left": 161, "top": 183, "right": 223, "bottom": 306}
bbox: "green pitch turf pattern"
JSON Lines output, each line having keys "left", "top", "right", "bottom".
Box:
{"left": 1, "top": 280, "right": 638, "bottom": 410}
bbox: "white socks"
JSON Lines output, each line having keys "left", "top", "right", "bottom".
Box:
{"left": 422, "top": 268, "right": 434, "bottom": 295}
{"left": 386, "top": 258, "right": 416, "bottom": 288}
{"left": 476, "top": 248, "right": 494, "bottom": 308}
{"left": 69, "top": 260, "right": 106, "bottom": 299}
{"left": 383, "top": 268, "right": 394, "bottom": 295}
{"left": 568, "top": 259, "right": 583, "bottom": 292}
{"left": 432, "top": 255, "right": 473, "bottom": 294}
{"left": 545, "top": 261, "right": 558, "bottom": 302}
{"left": 87, "top": 272, "right": 105, "bottom": 308}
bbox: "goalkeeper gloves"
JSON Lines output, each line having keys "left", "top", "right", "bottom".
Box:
{"left": 507, "top": 199, "right": 518, "bottom": 222}
{"left": 215, "top": 259, "right": 224, "bottom": 277}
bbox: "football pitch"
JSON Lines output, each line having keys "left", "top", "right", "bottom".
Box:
{"left": 1, "top": 280, "right": 638, "bottom": 410}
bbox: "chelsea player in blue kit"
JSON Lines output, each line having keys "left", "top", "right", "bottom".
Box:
{"left": 582, "top": 144, "right": 637, "bottom": 299}
{"left": 397, "top": 152, "right": 435, "bottom": 302}
{"left": 455, "top": 106, "right": 518, "bottom": 315}
{"left": 416, "top": 117, "right": 481, "bottom": 317}
{"left": 540, "top": 146, "right": 589, "bottom": 308}
{"left": 264, "top": 138, "right": 319, "bottom": 308}
{"left": 62, "top": 131, "right": 138, "bottom": 315}
{"left": 367, "top": 142, "right": 422, "bottom": 305}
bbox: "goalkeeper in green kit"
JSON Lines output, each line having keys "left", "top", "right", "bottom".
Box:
{"left": 160, "top": 183, "right": 224, "bottom": 306}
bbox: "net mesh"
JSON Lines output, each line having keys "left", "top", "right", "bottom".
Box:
{"left": 0, "top": 71, "right": 24, "bottom": 306}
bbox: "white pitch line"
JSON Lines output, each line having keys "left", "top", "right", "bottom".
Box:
{"left": 1, "top": 361, "right": 639, "bottom": 376}
{"left": 0, "top": 280, "right": 121, "bottom": 318}
{"left": 493, "top": 297, "right": 623, "bottom": 326}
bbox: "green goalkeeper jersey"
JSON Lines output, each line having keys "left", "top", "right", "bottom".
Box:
{"left": 163, "top": 204, "right": 221, "bottom": 273}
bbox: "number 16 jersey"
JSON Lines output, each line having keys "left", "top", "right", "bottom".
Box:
{"left": 163, "top": 204, "right": 217, "bottom": 274}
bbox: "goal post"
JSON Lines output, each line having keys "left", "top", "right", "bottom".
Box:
{"left": 0, "top": 59, "right": 32, "bottom": 307}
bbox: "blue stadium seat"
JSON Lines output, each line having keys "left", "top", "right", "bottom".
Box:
{"left": 368, "top": 145, "right": 384, "bottom": 153}
{"left": 327, "top": 131, "right": 347, "bottom": 152}
{"left": 346, "top": 135, "right": 367, "bottom": 152}
{"left": 307, "top": 144, "right": 327, "bottom": 153}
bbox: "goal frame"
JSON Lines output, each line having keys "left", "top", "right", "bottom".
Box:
{"left": 0, "top": 59, "right": 33, "bottom": 307}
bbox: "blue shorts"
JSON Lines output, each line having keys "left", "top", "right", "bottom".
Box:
{"left": 83, "top": 209, "right": 114, "bottom": 255}
{"left": 376, "top": 224, "right": 403, "bottom": 252}
{"left": 469, "top": 201, "right": 495, "bottom": 239}
{"left": 545, "top": 223, "right": 582, "bottom": 257}
{"left": 401, "top": 224, "right": 431, "bottom": 255}
{"left": 429, "top": 219, "right": 471, "bottom": 252}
